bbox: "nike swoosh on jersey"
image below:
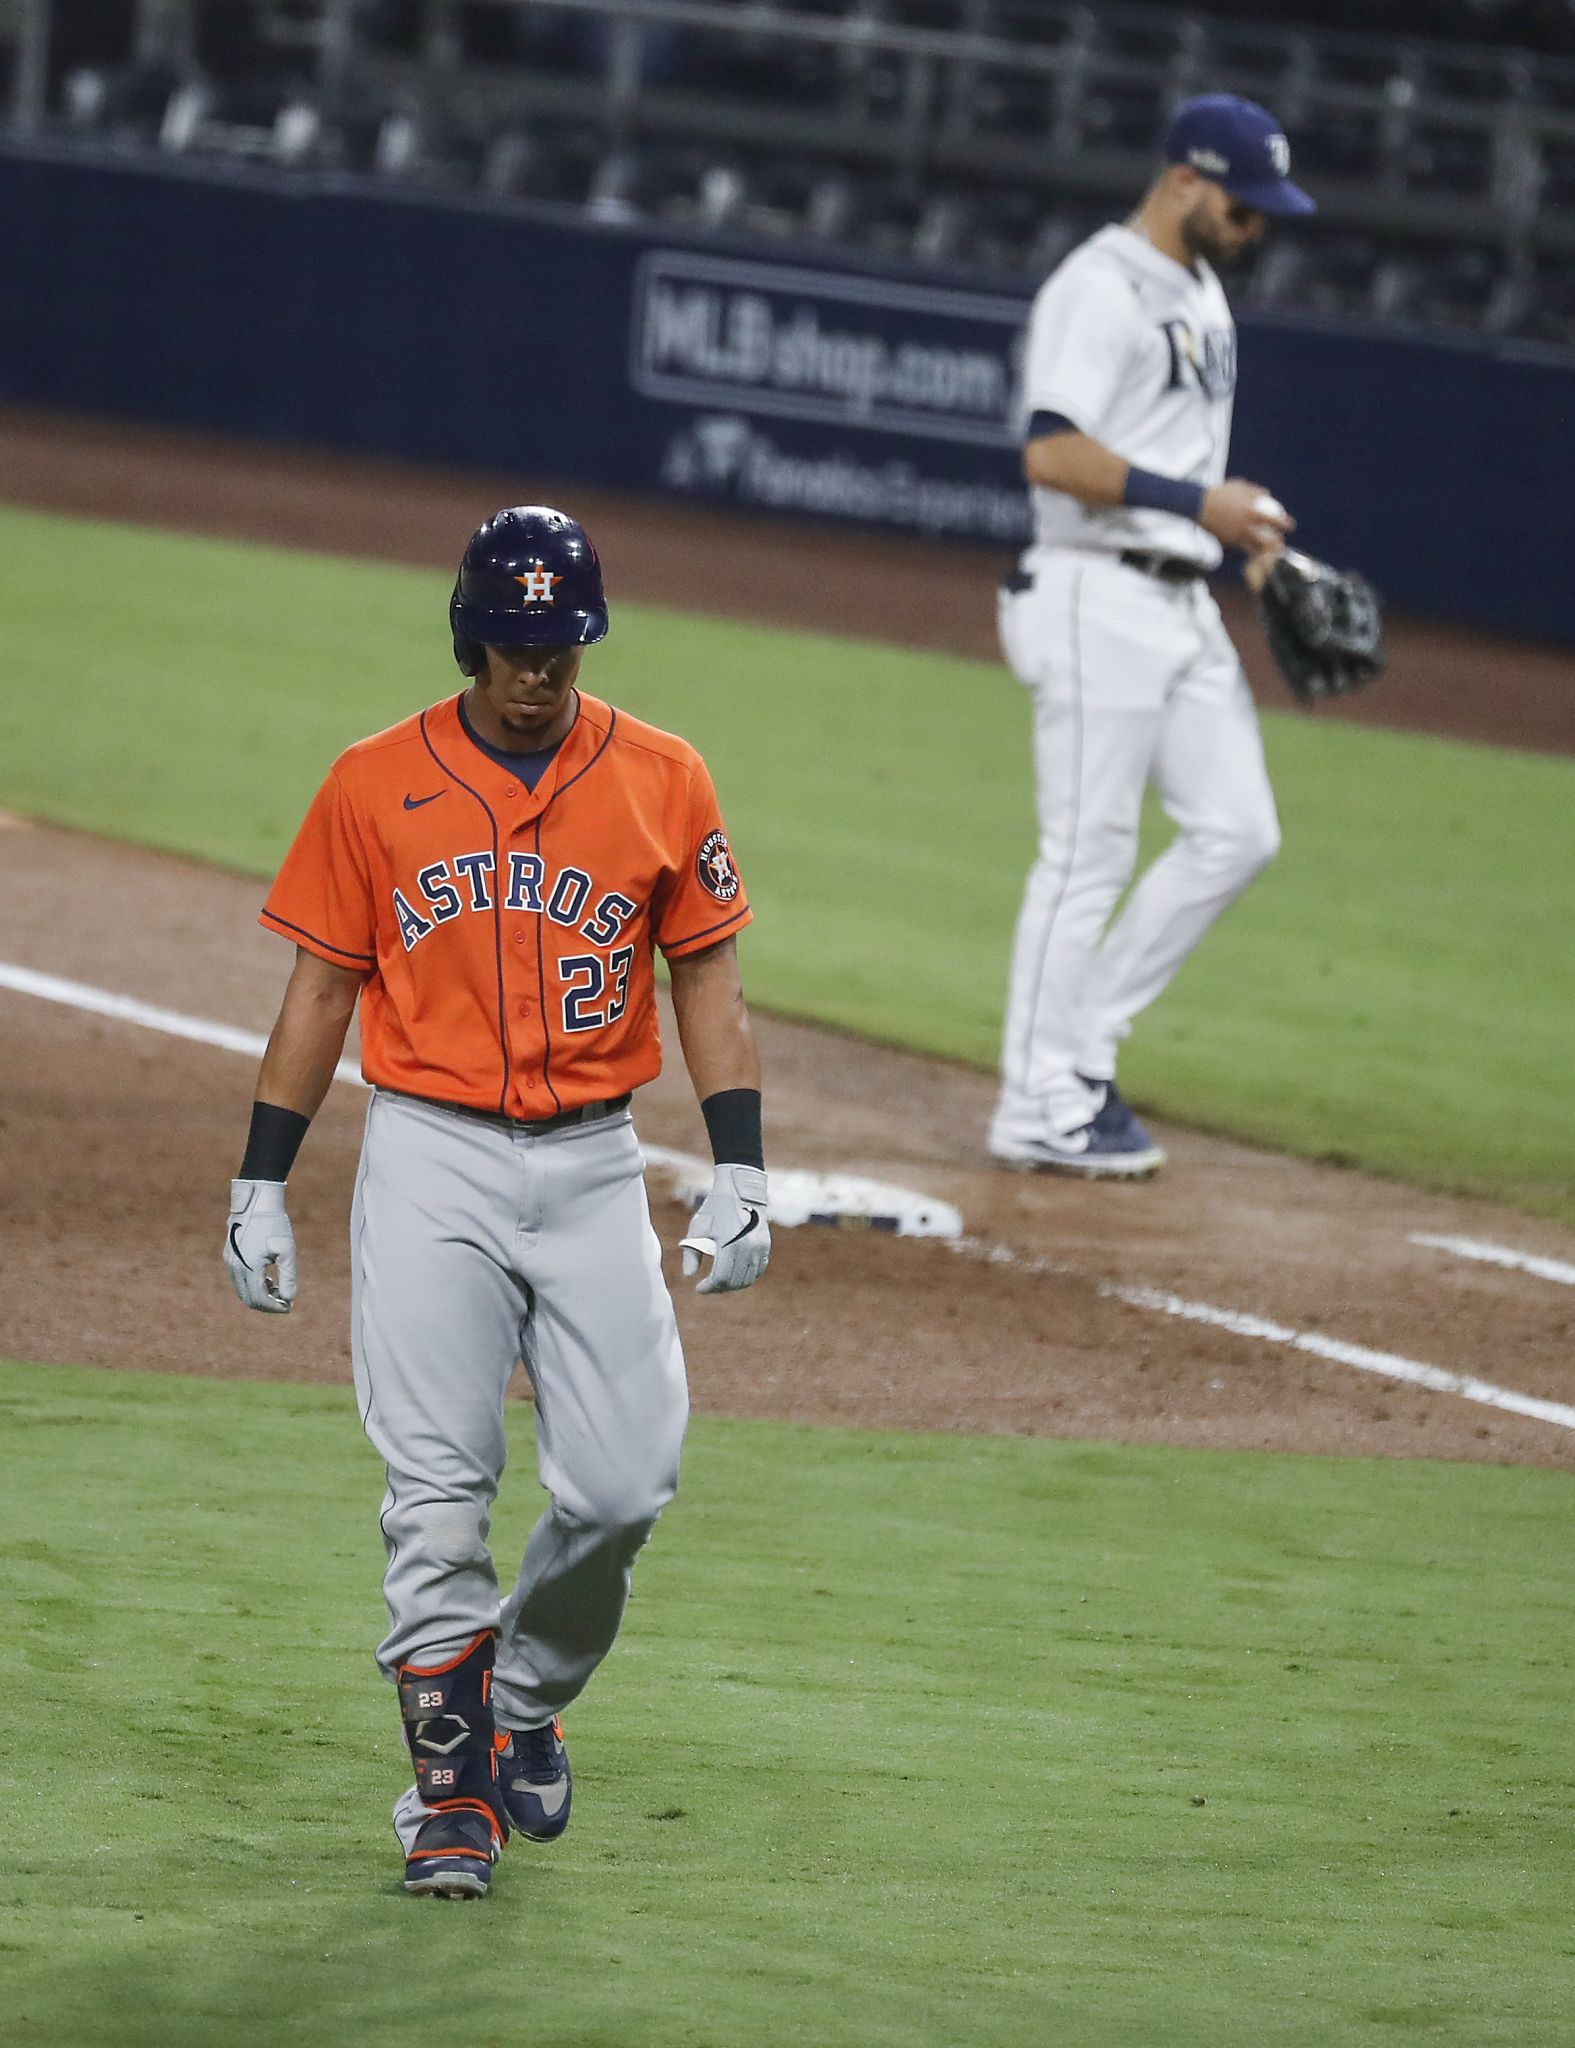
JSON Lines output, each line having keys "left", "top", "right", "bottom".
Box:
{"left": 403, "top": 791, "right": 445, "bottom": 810}
{"left": 723, "top": 1208, "right": 760, "bottom": 1247}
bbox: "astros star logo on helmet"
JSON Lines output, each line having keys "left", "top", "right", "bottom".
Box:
{"left": 515, "top": 564, "right": 561, "bottom": 603}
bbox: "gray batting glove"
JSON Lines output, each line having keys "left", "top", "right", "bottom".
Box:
{"left": 224, "top": 1178, "right": 298, "bottom": 1313}
{"left": 681, "top": 1165, "right": 770, "bottom": 1295}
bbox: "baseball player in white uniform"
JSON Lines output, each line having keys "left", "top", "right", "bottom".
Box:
{"left": 990, "top": 95, "right": 1315, "bottom": 1175}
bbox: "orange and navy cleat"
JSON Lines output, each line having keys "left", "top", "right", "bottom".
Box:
{"left": 394, "top": 1634, "right": 511, "bottom": 1898}
{"left": 396, "top": 1795, "right": 504, "bottom": 1899}
{"left": 495, "top": 1717, "right": 572, "bottom": 1841}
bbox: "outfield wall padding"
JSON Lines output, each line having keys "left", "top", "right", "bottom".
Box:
{"left": 2, "top": 142, "right": 1571, "bottom": 642}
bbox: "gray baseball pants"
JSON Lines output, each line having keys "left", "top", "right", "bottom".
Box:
{"left": 349, "top": 1088, "right": 689, "bottom": 1730}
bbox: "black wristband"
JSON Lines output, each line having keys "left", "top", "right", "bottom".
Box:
{"left": 239, "top": 1101, "right": 311, "bottom": 1183}
{"left": 700, "top": 1088, "right": 764, "bottom": 1170}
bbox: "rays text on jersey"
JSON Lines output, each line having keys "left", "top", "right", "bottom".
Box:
{"left": 1158, "top": 319, "right": 1236, "bottom": 400}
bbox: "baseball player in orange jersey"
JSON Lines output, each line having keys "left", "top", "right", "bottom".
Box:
{"left": 223, "top": 506, "right": 771, "bottom": 1900}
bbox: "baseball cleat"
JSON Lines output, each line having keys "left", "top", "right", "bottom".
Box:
{"left": 1080, "top": 1077, "right": 1165, "bottom": 1158}
{"left": 990, "top": 1085, "right": 1166, "bottom": 1179}
{"left": 393, "top": 1633, "right": 510, "bottom": 1899}
{"left": 394, "top": 1790, "right": 503, "bottom": 1899}
{"left": 403, "top": 1854, "right": 493, "bottom": 1900}
{"left": 495, "top": 1717, "right": 572, "bottom": 1841}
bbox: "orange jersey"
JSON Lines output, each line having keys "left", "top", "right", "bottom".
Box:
{"left": 260, "top": 691, "right": 750, "bottom": 1117}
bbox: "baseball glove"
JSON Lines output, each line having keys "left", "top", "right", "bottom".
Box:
{"left": 1258, "top": 549, "right": 1386, "bottom": 704}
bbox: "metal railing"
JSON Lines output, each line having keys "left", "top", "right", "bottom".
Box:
{"left": 10, "top": 0, "right": 1575, "bottom": 262}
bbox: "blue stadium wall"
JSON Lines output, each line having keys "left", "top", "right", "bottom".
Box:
{"left": 3, "top": 143, "right": 1571, "bottom": 643}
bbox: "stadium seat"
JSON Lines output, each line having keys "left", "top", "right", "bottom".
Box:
{"left": 25, "top": 0, "right": 1575, "bottom": 360}
{"left": 1505, "top": 259, "right": 1575, "bottom": 345}
{"left": 1408, "top": 120, "right": 1495, "bottom": 196}
{"left": 1286, "top": 103, "right": 1387, "bottom": 180}
{"left": 1404, "top": 246, "right": 1512, "bottom": 328}
{"left": 664, "top": 22, "right": 844, "bottom": 106}
{"left": 480, "top": 119, "right": 606, "bottom": 207}
{"left": 157, "top": 75, "right": 324, "bottom": 166}
{"left": 61, "top": 61, "right": 183, "bottom": 142}
{"left": 1078, "top": 77, "right": 1171, "bottom": 152}
{"left": 726, "top": 156, "right": 843, "bottom": 240}
{"left": 1287, "top": 233, "right": 1388, "bottom": 318}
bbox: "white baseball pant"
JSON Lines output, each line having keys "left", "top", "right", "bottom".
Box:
{"left": 350, "top": 1089, "right": 688, "bottom": 1731}
{"left": 993, "top": 551, "right": 1280, "bottom": 1144}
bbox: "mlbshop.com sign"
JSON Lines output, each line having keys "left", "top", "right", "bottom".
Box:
{"left": 632, "top": 251, "right": 1025, "bottom": 444}
{"left": 629, "top": 248, "right": 1033, "bottom": 541}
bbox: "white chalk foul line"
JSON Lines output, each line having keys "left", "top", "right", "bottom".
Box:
{"left": 0, "top": 960, "right": 365, "bottom": 1086}
{"left": 945, "top": 1235, "right": 1575, "bottom": 1436}
{"left": 5, "top": 959, "right": 1573, "bottom": 1432}
{"left": 1108, "top": 1282, "right": 1575, "bottom": 1434}
{"left": 1410, "top": 1232, "right": 1575, "bottom": 1291}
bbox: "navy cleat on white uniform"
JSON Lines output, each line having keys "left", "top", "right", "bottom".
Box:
{"left": 990, "top": 1078, "right": 1166, "bottom": 1178}
{"left": 990, "top": 95, "right": 1313, "bottom": 1176}
{"left": 495, "top": 1718, "right": 573, "bottom": 1840}
{"left": 1083, "top": 1077, "right": 1166, "bottom": 1170}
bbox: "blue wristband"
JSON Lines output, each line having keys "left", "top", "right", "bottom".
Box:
{"left": 1123, "top": 467, "right": 1207, "bottom": 522}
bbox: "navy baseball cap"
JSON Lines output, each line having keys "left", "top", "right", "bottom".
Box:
{"left": 1163, "top": 94, "right": 1316, "bottom": 218}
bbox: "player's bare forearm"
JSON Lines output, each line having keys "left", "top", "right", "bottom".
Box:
{"left": 254, "top": 946, "right": 364, "bottom": 1119}
{"left": 668, "top": 937, "right": 761, "bottom": 1104}
{"left": 1023, "top": 429, "right": 1129, "bottom": 506}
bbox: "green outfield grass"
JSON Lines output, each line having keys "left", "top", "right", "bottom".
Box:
{"left": 2, "top": 505, "right": 1572, "bottom": 1218}
{"left": 1, "top": 1360, "right": 1571, "bottom": 2047}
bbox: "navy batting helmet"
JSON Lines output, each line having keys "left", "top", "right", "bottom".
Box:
{"left": 449, "top": 505, "right": 609, "bottom": 676}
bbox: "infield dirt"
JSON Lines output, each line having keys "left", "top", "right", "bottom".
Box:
{"left": 3, "top": 816, "right": 1573, "bottom": 1471}
{"left": 1, "top": 410, "right": 1573, "bottom": 1472}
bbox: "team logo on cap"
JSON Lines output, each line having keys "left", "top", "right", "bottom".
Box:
{"left": 1268, "top": 133, "right": 1291, "bottom": 175}
{"left": 697, "top": 828, "right": 740, "bottom": 902}
{"left": 515, "top": 564, "right": 560, "bottom": 603}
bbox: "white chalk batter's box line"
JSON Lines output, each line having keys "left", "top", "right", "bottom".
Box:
{"left": 2, "top": 956, "right": 1572, "bottom": 1439}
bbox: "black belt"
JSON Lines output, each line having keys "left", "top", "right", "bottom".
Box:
{"left": 393, "top": 1090, "right": 631, "bottom": 1135}
{"left": 1119, "top": 550, "right": 1208, "bottom": 584}
{"left": 1000, "top": 554, "right": 1208, "bottom": 595}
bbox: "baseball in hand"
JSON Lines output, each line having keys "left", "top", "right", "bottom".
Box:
{"left": 1253, "top": 493, "right": 1290, "bottom": 525}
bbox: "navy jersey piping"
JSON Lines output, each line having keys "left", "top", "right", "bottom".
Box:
{"left": 661, "top": 903, "right": 751, "bottom": 956}
{"left": 419, "top": 708, "right": 512, "bottom": 1115}
{"left": 261, "top": 910, "right": 375, "bottom": 968}
{"left": 544, "top": 706, "right": 618, "bottom": 808}
{"left": 661, "top": 906, "right": 750, "bottom": 955}
{"left": 531, "top": 816, "right": 563, "bottom": 1114}
{"left": 526, "top": 706, "right": 613, "bottom": 1112}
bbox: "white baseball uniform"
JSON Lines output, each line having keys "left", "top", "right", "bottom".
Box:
{"left": 992, "top": 223, "right": 1280, "bottom": 1149}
